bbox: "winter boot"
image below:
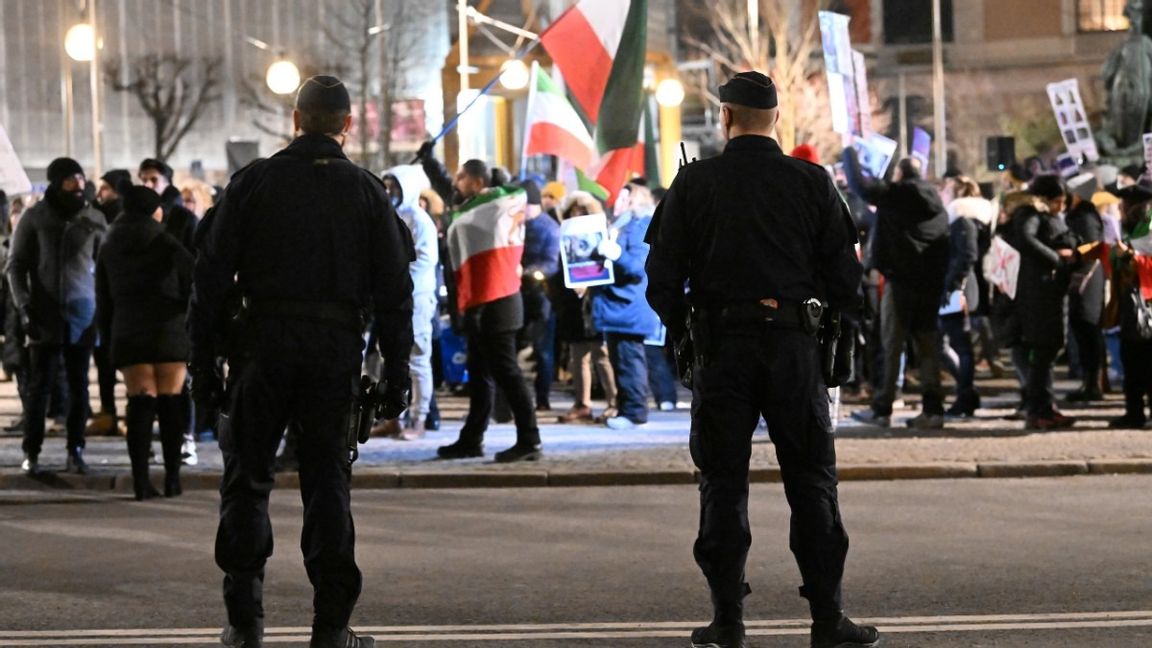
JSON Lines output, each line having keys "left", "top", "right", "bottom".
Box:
{"left": 156, "top": 394, "right": 186, "bottom": 497}
{"left": 125, "top": 395, "right": 160, "bottom": 500}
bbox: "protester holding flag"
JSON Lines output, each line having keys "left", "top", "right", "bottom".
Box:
{"left": 436, "top": 161, "right": 541, "bottom": 463}
{"left": 1101, "top": 181, "right": 1152, "bottom": 428}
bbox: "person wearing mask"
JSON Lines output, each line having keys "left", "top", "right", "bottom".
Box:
{"left": 941, "top": 177, "right": 994, "bottom": 418}
{"left": 95, "top": 185, "right": 193, "bottom": 499}
{"left": 1016, "top": 175, "right": 1079, "bottom": 429}
{"left": 1102, "top": 180, "right": 1152, "bottom": 427}
{"left": 519, "top": 180, "right": 561, "bottom": 412}
{"left": 846, "top": 153, "right": 950, "bottom": 430}
{"left": 591, "top": 182, "right": 660, "bottom": 429}
{"left": 380, "top": 165, "right": 440, "bottom": 440}
{"left": 1064, "top": 173, "right": 1108, "bottom": 402}
{"left": 8, "top": 158, "right": 107, "bottom": 475}
{"left": 191, "top": 75, "right": 411, "bottom": 648}
{"left": 435, "top": 159, "right": 541, "bottom": 462}
{"left": 552, "top": 192, "right": 619, "bottom": 424}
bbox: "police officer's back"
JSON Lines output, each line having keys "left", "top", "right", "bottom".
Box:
{"left": 190, "top": 76, "right": 413, "bottom": 648}
{"left": 645, "top": 72, "right": 878, "bottom": 648}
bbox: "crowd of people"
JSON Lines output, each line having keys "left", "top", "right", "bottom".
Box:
{"left": 4, "top": 133, "right": 1152, "bottom": 484}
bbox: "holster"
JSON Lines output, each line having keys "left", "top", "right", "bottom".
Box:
{"left": 818, "top": 311, "right": 855, "bottom": 388}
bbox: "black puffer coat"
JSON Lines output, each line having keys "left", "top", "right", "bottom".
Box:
{"left": 95, "top": 213, "right": 194, "bottom": 367}
{"left": 1014, "top": 205, "right": 1078, "bottom": 348}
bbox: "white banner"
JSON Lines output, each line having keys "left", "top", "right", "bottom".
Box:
{"left": 985, "top": 237, "right": 1022, "bottom": 300}
{"left": 0, "top": 123, "right": 32, "bottom": 196}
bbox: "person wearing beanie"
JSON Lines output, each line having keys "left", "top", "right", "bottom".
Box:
{"left": 95, "top": 185, "right": 194, "bottom": 500}
{"left": 789, "top": 143, "right": 820, "bottom": 165}
{"left": 1010, "top": 175, "right": 1080, "bottom": 429}
{"left": 542, "top": 181, "right": 567, "bottom": 222}
{"left": 647, "top": 71, "right": 877, "bottom": 648}
{"left": 1064, "top": 172, "right": 1107, "bottom": 403}
{"left": 191, "top": 74, "right": 408, "bottom": 648}
{"left": 518, "top": 179, "right": 561, "bottom": 411}
{"left": 7, "top": 157, "right": 107, "bottom": 476}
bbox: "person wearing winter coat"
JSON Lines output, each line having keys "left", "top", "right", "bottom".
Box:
{"left": 941, "top": 178, "right": 994, "bottom": 417}
{"left": 95, "top": 185, "right": 193, "bottom": 499}
{"left": 381, "top": 165, "right": 440, "bottom": 440}
{"left": 517, "top": 180, "right": 561, "bottom": 411}
{"left": 1064, "top": 173, "right": 1108, "bottom": 402}
{"left": 7, "top": 158, "right": 107, "bottom": 475}
{"left": 551, "top": 192, "right": 618, "bottom": 424}
{"left": 592, "top": 182, "right": 661, "bottom": 429}
{"left": 1016, "top": 175, "right": 1080, "bottom": 430}
{"left": 845, "top": 152, "right": 950, "bottom": 429}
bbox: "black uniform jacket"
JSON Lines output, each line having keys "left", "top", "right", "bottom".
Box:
{"left": 189, "top": 134, "right": 415, "bottom": 381}
{"left": 645, "top": 135, "right": 862, "bottom": 339}
{"left": 96, "top": 212, "right": 193, "bottom": 367}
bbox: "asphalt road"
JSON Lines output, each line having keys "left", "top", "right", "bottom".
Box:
{"left": 0, "top": 476, "right": 1149, "bottom": 647}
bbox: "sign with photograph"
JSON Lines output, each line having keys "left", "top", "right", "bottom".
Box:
{"left": 1046, "top": 79, "right": 1100, "bottom": 163}
{"left": 0, "top": 123, "right": 32, "bottom": 196}
{"left": 911, "top": 127, "right": 932, "bottom": 174}
{"left": 819, "top": 11, "right": 856, "bottom": 136}
{"left": 560, "top": 214, "right": 615, "bottom": 289}
{"left": 852, "top": 133, "right": 899, "bottom": 179}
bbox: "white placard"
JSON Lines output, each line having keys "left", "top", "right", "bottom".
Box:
{"left": 820, "top": 11, "right": 855, "bottom": 136}
{"left": 1046, "top": 79, "right": 1100, "bottom": 163}
{"left": 560, "top": 214, "right": 616, "bottom": 289}
{"left": 1143, "top": 133, "right": 1152, "bottom": 182}
{"left": 852, "top": 49, "right": 872, "bottom": 137}
{"left": 0, "top": 123, "right": 32, "bottom": 196}
{"left": 985, "top": 237, "right": 1021, "bottom": 300}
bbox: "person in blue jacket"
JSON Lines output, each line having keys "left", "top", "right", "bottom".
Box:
{"left": 592, "top": 181, "right": 661, "bottom": 429}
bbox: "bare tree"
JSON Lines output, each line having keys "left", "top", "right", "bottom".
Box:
{"left": 686, "top": 0, "right": 830, "bottom": 153}
{"left": 376, "top": 0, "right": 434, "bottom": 167}
{"left": 106, "top": 55, "right": 223, "bottom": 161}
{"left": 239, "top": 62, "right": 348, "bottom": 145}
{"left": 323, "top": 0, "right": 378, "bottom": 167}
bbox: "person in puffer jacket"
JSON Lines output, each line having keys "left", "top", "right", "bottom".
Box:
{"left": 592, "top": 182, "right": 661, "bottom": 429}
{"left": 381, "top": 165, "right": 440, "bottom": 440}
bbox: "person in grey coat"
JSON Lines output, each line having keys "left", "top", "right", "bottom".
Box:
{"left": 7, "top": 157, "right": 107, "bottom": 475}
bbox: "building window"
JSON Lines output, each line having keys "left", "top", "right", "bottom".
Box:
{"left": 1078, "top": 0, "right": 1130, "bottom": 32}
{"left": 882, "top": 0, "right": 953, "bottom": 45}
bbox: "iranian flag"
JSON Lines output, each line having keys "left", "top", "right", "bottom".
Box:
{"left": 522, "top": 63, "right": 596, "bottom": 170}
{"left": 540, "top": 0, "right": 648, "bottom": 142}
{"left": 446, "top": 188, "right": 527, "bottom": 313}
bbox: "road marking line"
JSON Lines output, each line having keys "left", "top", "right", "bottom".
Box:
{"left": 1, "top": 612, "right": 1150, "bottom": 645}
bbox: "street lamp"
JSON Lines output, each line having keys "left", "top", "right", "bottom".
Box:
{"left": 64, "top": 23, "right": 96, "bottom": 62}
{"left": 655, "top": 78, "right": 685, "bottom": 108}
{"left": 266, "top": 59, "right": 301, "bottom": 95}
{"left": 499, "top": 59, "right": 530, "bottom": 91}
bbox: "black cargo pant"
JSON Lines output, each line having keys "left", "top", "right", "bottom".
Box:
{"left": 216, "top": 353, "right": 362, "bottom": 635}
{"left": 23, "top": 343, "right": 92, "bottom": 457}
{"left": 691, "top": 327, "right": 848, "bottom": 623}
{"left": 459, "top": 324, "right": 540, "bottom": 446}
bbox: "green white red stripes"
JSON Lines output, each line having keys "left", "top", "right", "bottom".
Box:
{"left": 446, "top": 188, "right": 527, "bottom": 313}
{"left": 523, "top": 63, "right": 597, "bottom": 170}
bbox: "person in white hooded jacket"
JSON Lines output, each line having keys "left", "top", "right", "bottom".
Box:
{"left": 381, "top": 165, "right": 440, "bottom": 439}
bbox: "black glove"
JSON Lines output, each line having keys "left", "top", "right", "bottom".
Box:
{"left": 379, "top": 377, "right": 411, "bottom": 421}
{"left": 18, "top": 305, "right": 33, "bottom": 330}
{"left": 414, "top": 140, "right": 435, "bottom": 163}
{"left": 190, "top": 363, "right": 225, "bottom": 412}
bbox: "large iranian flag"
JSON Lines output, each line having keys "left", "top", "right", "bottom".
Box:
{"left": 447, "top": 188, "right": 527, "bottom": 313}
{"left": 540, "top": 0, "right": 648, "bottom": 147}
{"left": 522, "top": 63, "right": 596, "bottom": 170}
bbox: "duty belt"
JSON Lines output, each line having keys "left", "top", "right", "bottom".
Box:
{"left": 708, "top": 298, "right": 825, "bottom": 334}
{"left": 246, "top": 299, "right": 367, "bottom": 333}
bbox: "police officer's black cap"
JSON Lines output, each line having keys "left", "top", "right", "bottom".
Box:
{"left": 296, "top": 75, "right": 352, "bottom": 113}
{"left": 718, "top": 71, "right": 778, "bottom": 109}
{"left": 122, "top": 184, "right": 163, "bottom": 216}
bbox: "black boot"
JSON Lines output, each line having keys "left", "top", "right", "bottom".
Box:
{"left": 125, "top": 395, "right": 160, "bottom": 500}
{"left": 810, "top": 615, "right": 880, "bottom": 648}
{"left": 309, "top": 627, "right": 374, "bottom": 648}
{"left": 156, "top": 394, "right": 186, "bottom": 497}
{"left": 692, "top": 582, "right": 750, "bottom": 647}
{"left": 690, "top": 623, "right": 747, "bottom": 648}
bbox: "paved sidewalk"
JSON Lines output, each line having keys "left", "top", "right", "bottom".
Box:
{"left": 0, "top": 372, "right": 1149, "bottom": 492}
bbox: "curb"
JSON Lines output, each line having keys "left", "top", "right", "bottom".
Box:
{"left": 0, "top": 460, "right": 1150, "bottom": 493}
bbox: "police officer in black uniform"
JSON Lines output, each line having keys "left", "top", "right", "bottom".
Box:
{"left": 190, "top": 76, "right": 414, "bottom": 648}
{"left": 645, "top": 72, "right": 880, "bottom": 648}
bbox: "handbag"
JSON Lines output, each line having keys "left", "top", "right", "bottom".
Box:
{"left": 1130, "top": 288, "right": 1152, "bottom": 340}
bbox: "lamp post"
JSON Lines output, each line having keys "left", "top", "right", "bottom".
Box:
{"left": 65, "top": 4, "right": 102, "bottom": 176}
{"left": 932, "top": 0, "right": 946, "bottom": 176}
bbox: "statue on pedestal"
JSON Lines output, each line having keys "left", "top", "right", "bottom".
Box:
{"left": 1099, "top": 0, "right": 1152, "bottom": 157}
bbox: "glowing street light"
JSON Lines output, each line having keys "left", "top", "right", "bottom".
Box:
{"left": 266, "top": 59, "right": 301, "bottom": 95}
{"left": 65, "top": 23, "right": 96, "bottom": 62}
{"left": 655, "top": 78, "right": 685, "bottom": 108}
{"left": 499, "top": 59, "right": 530, "bottom": 91}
